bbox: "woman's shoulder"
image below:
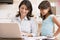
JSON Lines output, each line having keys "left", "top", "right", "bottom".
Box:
{"left": 30, "top": 17, "right": 35, "bottom": 21}
{"left": 29, "top": 17, "right": 37, "bottom": 23}
{"left": 11, "top": 16, "right": 20, "bottom": 22}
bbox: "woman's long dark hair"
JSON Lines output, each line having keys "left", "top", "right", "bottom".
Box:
{"left": 38, "top": 1, "right": 53, "bottom": 20}
{"left": 16, "top": 0, "right": 33, "bottom": 20}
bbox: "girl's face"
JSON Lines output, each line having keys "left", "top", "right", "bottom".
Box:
{"left": 40, "top": 8, "right": 50, "bottom": 16}
{"left": 19, "top": 4, "right": 29, "bottom": 17}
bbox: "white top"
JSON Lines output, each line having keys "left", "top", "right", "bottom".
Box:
{"left": 11, "top": 16, "right": 38, "bottom": 36}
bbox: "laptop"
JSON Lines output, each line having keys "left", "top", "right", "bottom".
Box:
{"left": 0, "top": 23, "right": 21, "bottom": 38}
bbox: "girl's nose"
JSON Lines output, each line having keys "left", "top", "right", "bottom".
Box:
{"left": 23, "top": 9, "right": 26, "bottom": 13}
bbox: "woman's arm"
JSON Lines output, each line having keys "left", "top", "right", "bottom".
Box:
{"left": 52, "top": 16, "right": 60, "bottom": 37}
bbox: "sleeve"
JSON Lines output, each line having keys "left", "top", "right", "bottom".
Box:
{"left": 30, "top": 18, "right": 38, "bottom": 37}
{"left": 10, "top": 16, "right": 18, "bottom": 23}
{"left": 10, "top": 16, "right": 20, "bottom": 28}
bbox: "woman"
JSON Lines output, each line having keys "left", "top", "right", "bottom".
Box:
{"left": 13, "top": 0, "right": 38, "bottom": 37}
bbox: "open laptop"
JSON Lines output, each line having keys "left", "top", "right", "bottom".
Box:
{"left": 0, "top": 23, "right": 21, "bottom": 38}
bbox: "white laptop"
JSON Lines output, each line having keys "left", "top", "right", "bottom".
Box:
{"left": 0, "top": 23, "right": 21, "bottom": 38}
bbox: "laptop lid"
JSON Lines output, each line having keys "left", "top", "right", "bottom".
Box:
{"left": 0, "top": 23, "right": 21, "bottom": 38}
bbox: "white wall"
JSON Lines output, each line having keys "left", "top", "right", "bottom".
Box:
{"left": 0, "top": 0, "right": 24, "bottom": 17}
{"left": 0, "top": 0, "right": 20, "bottom": 23}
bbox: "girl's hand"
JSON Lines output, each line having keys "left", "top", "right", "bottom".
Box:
{"left": 53, "top": 35, "right": 58, "bottom": 40}
{"left": 53, "top": 34, "right": 58, "bottom": 40}
{"left": 27, "top": 34, "right": 33, "bottom": 37}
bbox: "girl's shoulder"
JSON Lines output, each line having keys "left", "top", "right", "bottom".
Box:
{"left": 50, "top": 14, "right": 57, "bottom": 21}
{"left": 50, "top": 14, "right": 55, "bottom": 17}
{"left": 50, "top": 14, "right": 56, "bottom": 18}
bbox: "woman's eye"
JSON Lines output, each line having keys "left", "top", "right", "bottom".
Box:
{"left": 21, "top": 7, "right": 24, "bottom": 9}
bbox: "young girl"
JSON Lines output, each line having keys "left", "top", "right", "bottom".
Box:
{"left": 38, "top": 1, "right": 60, "bottom": 38}
{"left": 13, "top": 0, "right": 38, "bottom": 37}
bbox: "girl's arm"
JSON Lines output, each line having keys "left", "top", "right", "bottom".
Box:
{"left": 37, "top": 23, "right": 42, "bottom": 36}
{"left": 52, "top": 16, "right": 60, "bottom": 37}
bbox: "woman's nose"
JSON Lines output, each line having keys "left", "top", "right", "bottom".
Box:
{"left": 23, "top": 9, "right": 26, "bottom": 12}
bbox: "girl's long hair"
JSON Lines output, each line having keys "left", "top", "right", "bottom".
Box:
{"left": 38, "top": 1, "right": 53, "bottom": 20}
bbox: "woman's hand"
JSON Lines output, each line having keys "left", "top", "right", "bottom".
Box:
{"left": 21, "top": 32, "right": 33, "bottom": 37}
{"left": 26, "top": 33, "right": 33, "bottom": 37}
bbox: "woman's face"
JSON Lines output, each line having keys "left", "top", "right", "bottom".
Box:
{"left": 40, "top": 8, "right": 50, "bottom": 16}
{"left": 19, "top": 4, "right": 29, "bottom": 17}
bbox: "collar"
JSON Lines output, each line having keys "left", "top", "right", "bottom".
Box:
{"left": 17, "top": 16, "right": 28, "bottom": 21}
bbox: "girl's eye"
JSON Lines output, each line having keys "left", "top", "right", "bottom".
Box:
{"left": 21, "top": 7, "right": 24, "bottom": 9}
{"left": 25, "top": 8, "right": 28, "bottom": 10}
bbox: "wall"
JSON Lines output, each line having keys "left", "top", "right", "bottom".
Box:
{"left": 0, "top": 0, "right": 20, "bottom": 23}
